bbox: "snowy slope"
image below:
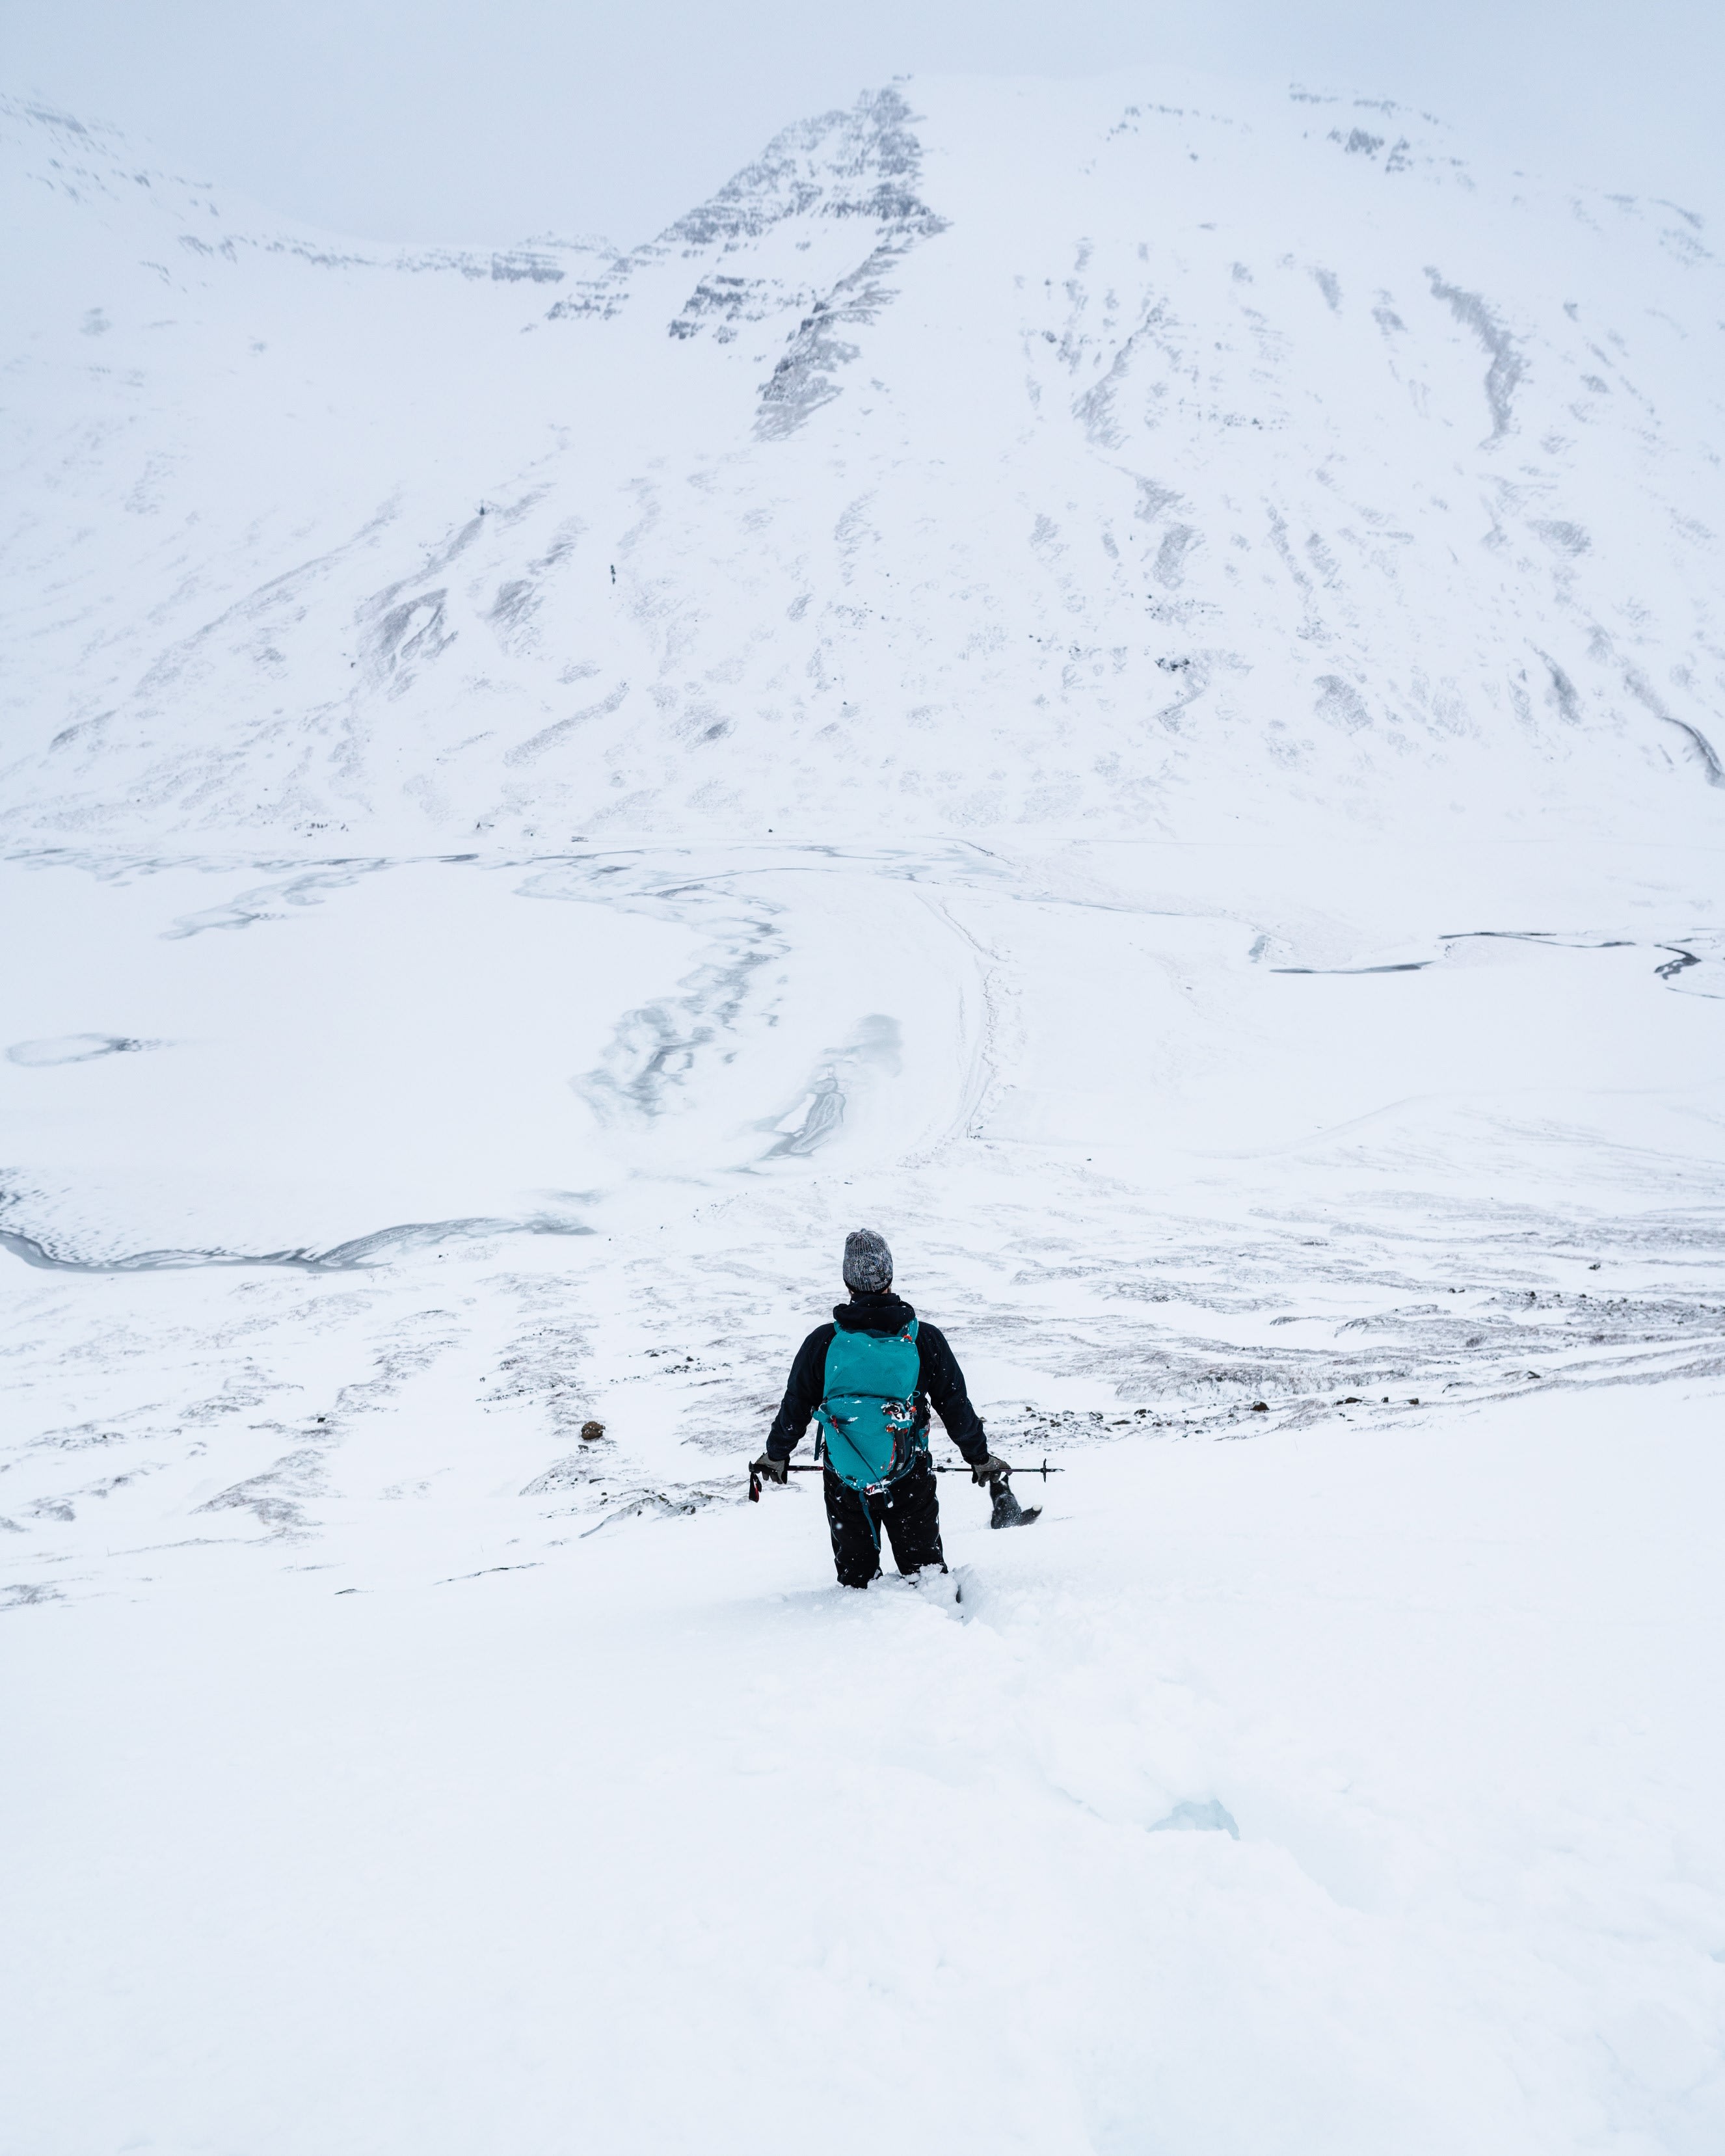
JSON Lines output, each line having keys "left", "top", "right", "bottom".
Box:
{"left": 4, "top": 72, "right": 1725, "bottom": 2156}
{"left": 5, "top": 825, "right": 1724, "bottom": 2152}
{"left": 6, "top": 1387, "right": 1723, "bottom": 2155}
{"left": 3, "top": 76, "right": 1722, "bottom": 846}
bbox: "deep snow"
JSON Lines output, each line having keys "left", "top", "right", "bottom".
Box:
{"left": 3, "top": 65, "right": 1724, "bottom": 2156}
{"left": 5, "top": 1388, "right": 1723, "bottom": 2153}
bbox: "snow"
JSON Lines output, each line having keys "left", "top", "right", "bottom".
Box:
{"left": 3, "top": 64, "right": 1724, "bottom": 2156}
{"left": 3, "top": 77, "right": 1722, "bottom": 848}
{"left": 6, "top": 1387, "right": 1723, "bottom": 2152}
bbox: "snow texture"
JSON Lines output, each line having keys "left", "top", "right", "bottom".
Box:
{"left": 1, "top": 67, "right": 1723, "bottom": 2156}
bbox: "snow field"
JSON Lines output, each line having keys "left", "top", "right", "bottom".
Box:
{"left": 5, "top": 835, "right": 1721, "bottom": 1271}
{"left": 5, "top": 834, "right": 1722, "bottom": 1607}
{"left": 4, "top": 1383, "right": 1721, "bottom": 2153}
{"left": 4, "top": 59, "right": 1724, "bottom": 2151}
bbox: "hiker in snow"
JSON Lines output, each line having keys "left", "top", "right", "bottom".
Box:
{"left": 751, "top": 1230, "right": 1009, "bottom": 1588}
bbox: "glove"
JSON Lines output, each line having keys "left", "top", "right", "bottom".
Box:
{"left": 970, "top": 1452, "right": 1011, "bottom": 1486}
{"left": 752, "top": 1454, "right": 788, "bottom": 1485}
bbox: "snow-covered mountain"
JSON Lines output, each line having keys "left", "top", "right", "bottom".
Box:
{"left": 4, "top": 77, "right": 1722, "bottom": 847}
{"left": 5, "top": 77, "right": 1725, "bottom": 2156}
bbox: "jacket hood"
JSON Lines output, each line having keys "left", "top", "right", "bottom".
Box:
{"left": 833, "top": 1290, "right": 916, "bottom": 1335}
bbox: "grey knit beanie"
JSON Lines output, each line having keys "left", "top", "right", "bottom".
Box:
{"left": 842, "top": 1228, "right": 894, "bottom": 1294}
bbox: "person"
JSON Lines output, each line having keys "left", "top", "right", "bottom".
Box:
{"left": 752, "top": 1229, "right": 1009, "bottom": 1588}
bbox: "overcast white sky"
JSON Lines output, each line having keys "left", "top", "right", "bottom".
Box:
{"left": 5, "top": 0, "right": 1720, "bottom": 248}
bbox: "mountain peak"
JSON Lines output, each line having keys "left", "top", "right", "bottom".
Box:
{"left": 3, "top": 71, "right": 1720, "bottom": 851}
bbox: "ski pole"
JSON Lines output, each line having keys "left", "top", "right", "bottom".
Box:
{"left": 935, "top": 1461, "right": 1064, "bottom": 1479}
{"left": 748, "top": 1461, "right": 825, "bottom": 1500}
{"left": 749, "top": 1459, "right": 1064, "bottom": 1500}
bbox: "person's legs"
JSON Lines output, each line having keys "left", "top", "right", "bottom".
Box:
{"left": 823, "top": 1467, "right": 882, "bottom": 1588}
{"left": 879, "top": 1454, "right": 946, "bottom": 1576}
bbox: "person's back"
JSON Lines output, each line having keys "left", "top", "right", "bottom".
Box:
{"left": 752, "top": 1229, "right": 1007, "bottom": 1588}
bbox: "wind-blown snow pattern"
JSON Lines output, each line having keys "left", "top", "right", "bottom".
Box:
{"left": 3, "top": 72, "right": 1724, "bottom": 2156}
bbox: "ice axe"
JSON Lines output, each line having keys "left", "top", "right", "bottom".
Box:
{"left": 950, "top": 1458, "right": 1062, "bottom": 1527}
{"left": 980, "top": 1465, "right": 1040, "bottom": 1530}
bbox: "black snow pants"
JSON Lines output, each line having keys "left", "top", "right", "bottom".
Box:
{"left": 823, "top": 1453, "right": 946, "bottom": 1589}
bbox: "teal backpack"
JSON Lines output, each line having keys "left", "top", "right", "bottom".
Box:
{"left": 816, "top": 1318, "right": 927, "bottom": 1497}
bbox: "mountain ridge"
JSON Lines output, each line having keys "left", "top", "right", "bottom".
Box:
{"left": 3, "top": 73, "right": 1720, "bottom": 851}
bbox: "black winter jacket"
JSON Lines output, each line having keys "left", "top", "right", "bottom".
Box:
{"left": 765, "top": 1290, "right": 990, "bottom": 1465}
